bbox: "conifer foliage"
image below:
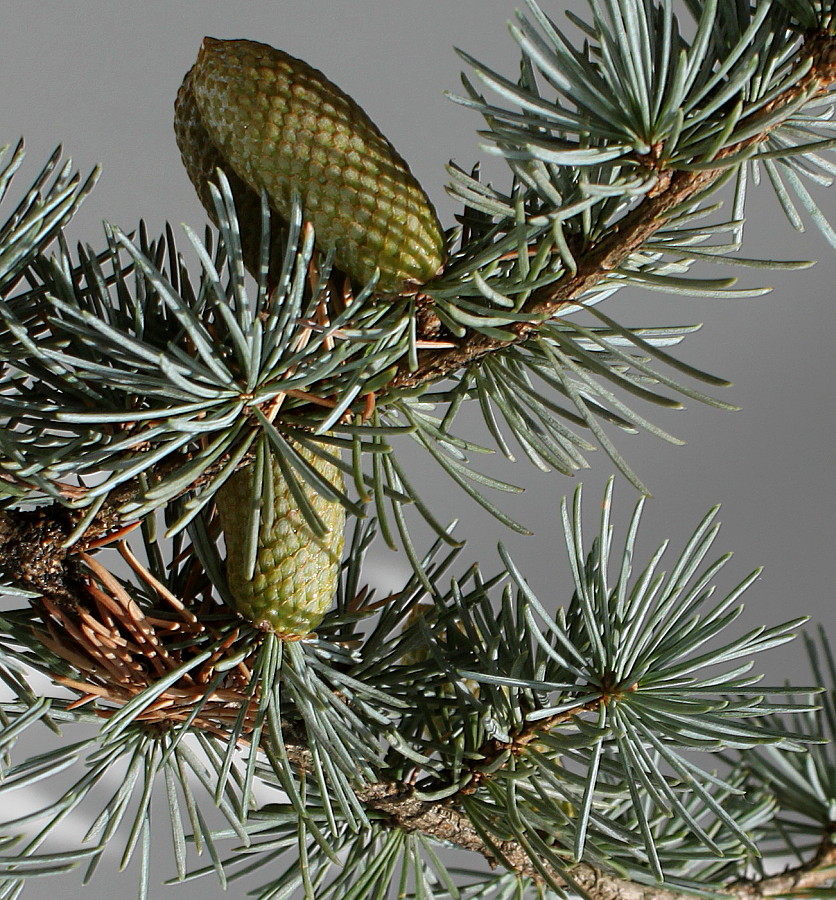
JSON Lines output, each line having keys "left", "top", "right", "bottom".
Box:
{"left": 1, "top": 1, "right": 835, "bottom": 898}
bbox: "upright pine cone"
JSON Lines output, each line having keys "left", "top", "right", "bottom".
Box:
{"left": 174, "top": 36, "right": 445, "bottom": 292}
{"left": 215, "top": 449, "right": 345, "bottom": 637}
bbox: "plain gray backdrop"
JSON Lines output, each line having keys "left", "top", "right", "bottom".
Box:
{"left": 1, "top": 1, "right": 834, "bottom": 897}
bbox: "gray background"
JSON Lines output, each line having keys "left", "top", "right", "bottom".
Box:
{"left": 1, "top": 1, "right": 834, "bottom": 897}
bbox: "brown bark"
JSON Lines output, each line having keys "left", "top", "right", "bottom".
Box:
{"left": 358, "top": 780, "right": 836, "bottom": 900}
{"left": 278, "top": 706, "right": 836, "bottom": 899}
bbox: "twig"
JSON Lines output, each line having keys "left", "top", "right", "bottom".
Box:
{"left": 6, "top": 32, "right": 835, "bottom": 595}
{"left": 357, "top": 781, "right": 836, "bottom": 900}
{"left": 390, "top": 30, "right": 836, "bottom": 392}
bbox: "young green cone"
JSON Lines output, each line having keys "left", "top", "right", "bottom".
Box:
{"left": 216, "top": 450, "right": 345, "bottom": 637}
{"left": 175, "top": 36, "right": 446, "bottom": 292}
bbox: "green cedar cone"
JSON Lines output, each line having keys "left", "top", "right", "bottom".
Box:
{"left": 176, "top": 36, "right": 446, "bottom": 292}
{"left": 215, "top": 450, "right": 345, "bottom": 637}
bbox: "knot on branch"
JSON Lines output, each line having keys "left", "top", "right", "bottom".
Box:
{"left": 0, "top": 506, "right": 83, "bottom": 600}
{"left": 808, "top": 29, "right": 836, "bottom": 79}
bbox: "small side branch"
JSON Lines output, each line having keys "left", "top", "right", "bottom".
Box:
{"left": 2, "top": 35, "right": 836, "bottom": 582}
{"left": 391, "top": 30, "right": 836, "bottom": 392}
{"left": 360, "top": 781, "right": 836, "bottom": 900}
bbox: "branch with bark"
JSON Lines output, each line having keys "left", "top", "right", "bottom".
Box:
{"left": 1, "top": 12, "right": 835, "bottom": 900}
{"left": 4, "top": 30, "right": 836, "bottom": 601}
